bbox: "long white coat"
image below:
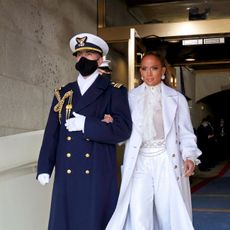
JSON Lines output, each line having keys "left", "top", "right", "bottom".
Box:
{"left": 106, "top": 82, "right": 202, "bottom": 230}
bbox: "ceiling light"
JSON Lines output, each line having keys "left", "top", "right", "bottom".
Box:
{"left": 182, "top": 39, "right": 203, "bottom": 46}
{"left": 167, "top": 39, "right": 180, "bottom": 43}
{"left": 203, "top": 37, "right": 225, "bottom": 44}
{"left": 182, "top": 37, "right": 225, "bottom": 46}
{"left": 185, "top": 58, "right": 196, "bottom": 62}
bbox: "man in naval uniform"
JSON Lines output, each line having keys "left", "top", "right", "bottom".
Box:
{"left": 98, "top": 59, "right": 112, "bottom": 79}
{"left": 36, "top": 33, "right": 132, "bottom": 230}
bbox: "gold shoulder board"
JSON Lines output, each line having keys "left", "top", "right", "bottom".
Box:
{"left": 111, "top": 82, "right": 123, "bottom": 88}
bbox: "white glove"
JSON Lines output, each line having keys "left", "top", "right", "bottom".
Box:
{"left": 65, "top": 112, "right": 86, "bottom": 132}
{"left": 38, "top": 173, "right": 50, "bottom": 186}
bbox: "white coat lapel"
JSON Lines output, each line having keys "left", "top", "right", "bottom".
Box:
{"left": 129, "top": 83, "right": 145, "bottom": 136}
{"left": 161, "top": 83, "right": 178, "bottom": 138}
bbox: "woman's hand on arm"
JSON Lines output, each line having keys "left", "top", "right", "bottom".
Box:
{"left": 101, "top": 114, "right": 113, "bottom": 123}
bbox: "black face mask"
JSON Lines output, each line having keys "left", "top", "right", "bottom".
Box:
{"left": 75, "top": 57, "right": 98, "bottom": 76}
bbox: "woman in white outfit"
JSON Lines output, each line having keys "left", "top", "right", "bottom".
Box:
{"left": 106, "top": 51, "right": 202, "bottom": 230}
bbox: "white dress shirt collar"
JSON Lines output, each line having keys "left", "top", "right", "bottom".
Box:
{"left": 143, "top": 82, "right": 161, "bottom": 94}
{"left": 77, "top": 70, "right": 100, "bottom": 95}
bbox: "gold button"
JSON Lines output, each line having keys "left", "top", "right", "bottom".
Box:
{"left": 174, "top": 165, "right": 177, "bottom": 169}
{"left": 66, "top": 153, "right": 71, "bottom": 158}
{"left": 85, "top": 170, "right": 90, "bottom": 174}
{"left": 172, "top": 154, "right": 175, "bottom": 157}
{"left": 67, "top": 169, "right": 72, "bottom": 174}
{"left": 85, "top": 153, "right": 90, "bottom": 158}
{"left": 67, "top": 136, "right": 72, "bottom": 141}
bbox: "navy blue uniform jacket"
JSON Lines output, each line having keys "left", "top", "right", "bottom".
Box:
{"left": 37, "top": 75, "right": 132, "bottom": 230}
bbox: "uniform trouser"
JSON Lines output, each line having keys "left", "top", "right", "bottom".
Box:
{"left": 129, "top": 146, "right": 193, "bottom": 230}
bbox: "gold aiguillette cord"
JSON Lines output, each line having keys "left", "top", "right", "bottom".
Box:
{"left": 54, "top": 90, "right": 73, "bottom": 124}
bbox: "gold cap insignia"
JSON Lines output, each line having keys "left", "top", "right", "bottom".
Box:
{"left": 76, "top": 36, "right": 87, "bottom": 47}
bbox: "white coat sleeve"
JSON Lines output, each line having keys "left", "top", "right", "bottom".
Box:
{"left": 177, "top": 93, "right": 202, "bottom": 164}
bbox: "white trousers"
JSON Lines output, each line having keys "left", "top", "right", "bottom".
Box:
{"left": 129, "top": 146, "right": 194, "bottom": 230}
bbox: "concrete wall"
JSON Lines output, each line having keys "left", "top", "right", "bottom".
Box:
{"left": 0, "top": 1, "right": 98, "bottom": 229}
{"left": 195, "top": 69, "right": 230, "bottom": 101}
{"left": 175, "top": 67, "right": 230, "bottom": 129}
{"left": 0, "top": 0, "right": 97, "bottom": 137}
{"left": 193, "top": 69, "right": 230, "bottom": 128}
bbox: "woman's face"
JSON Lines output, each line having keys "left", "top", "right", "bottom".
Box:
{"left": 140, "top": 54, "right": 166, "bottom": 86}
